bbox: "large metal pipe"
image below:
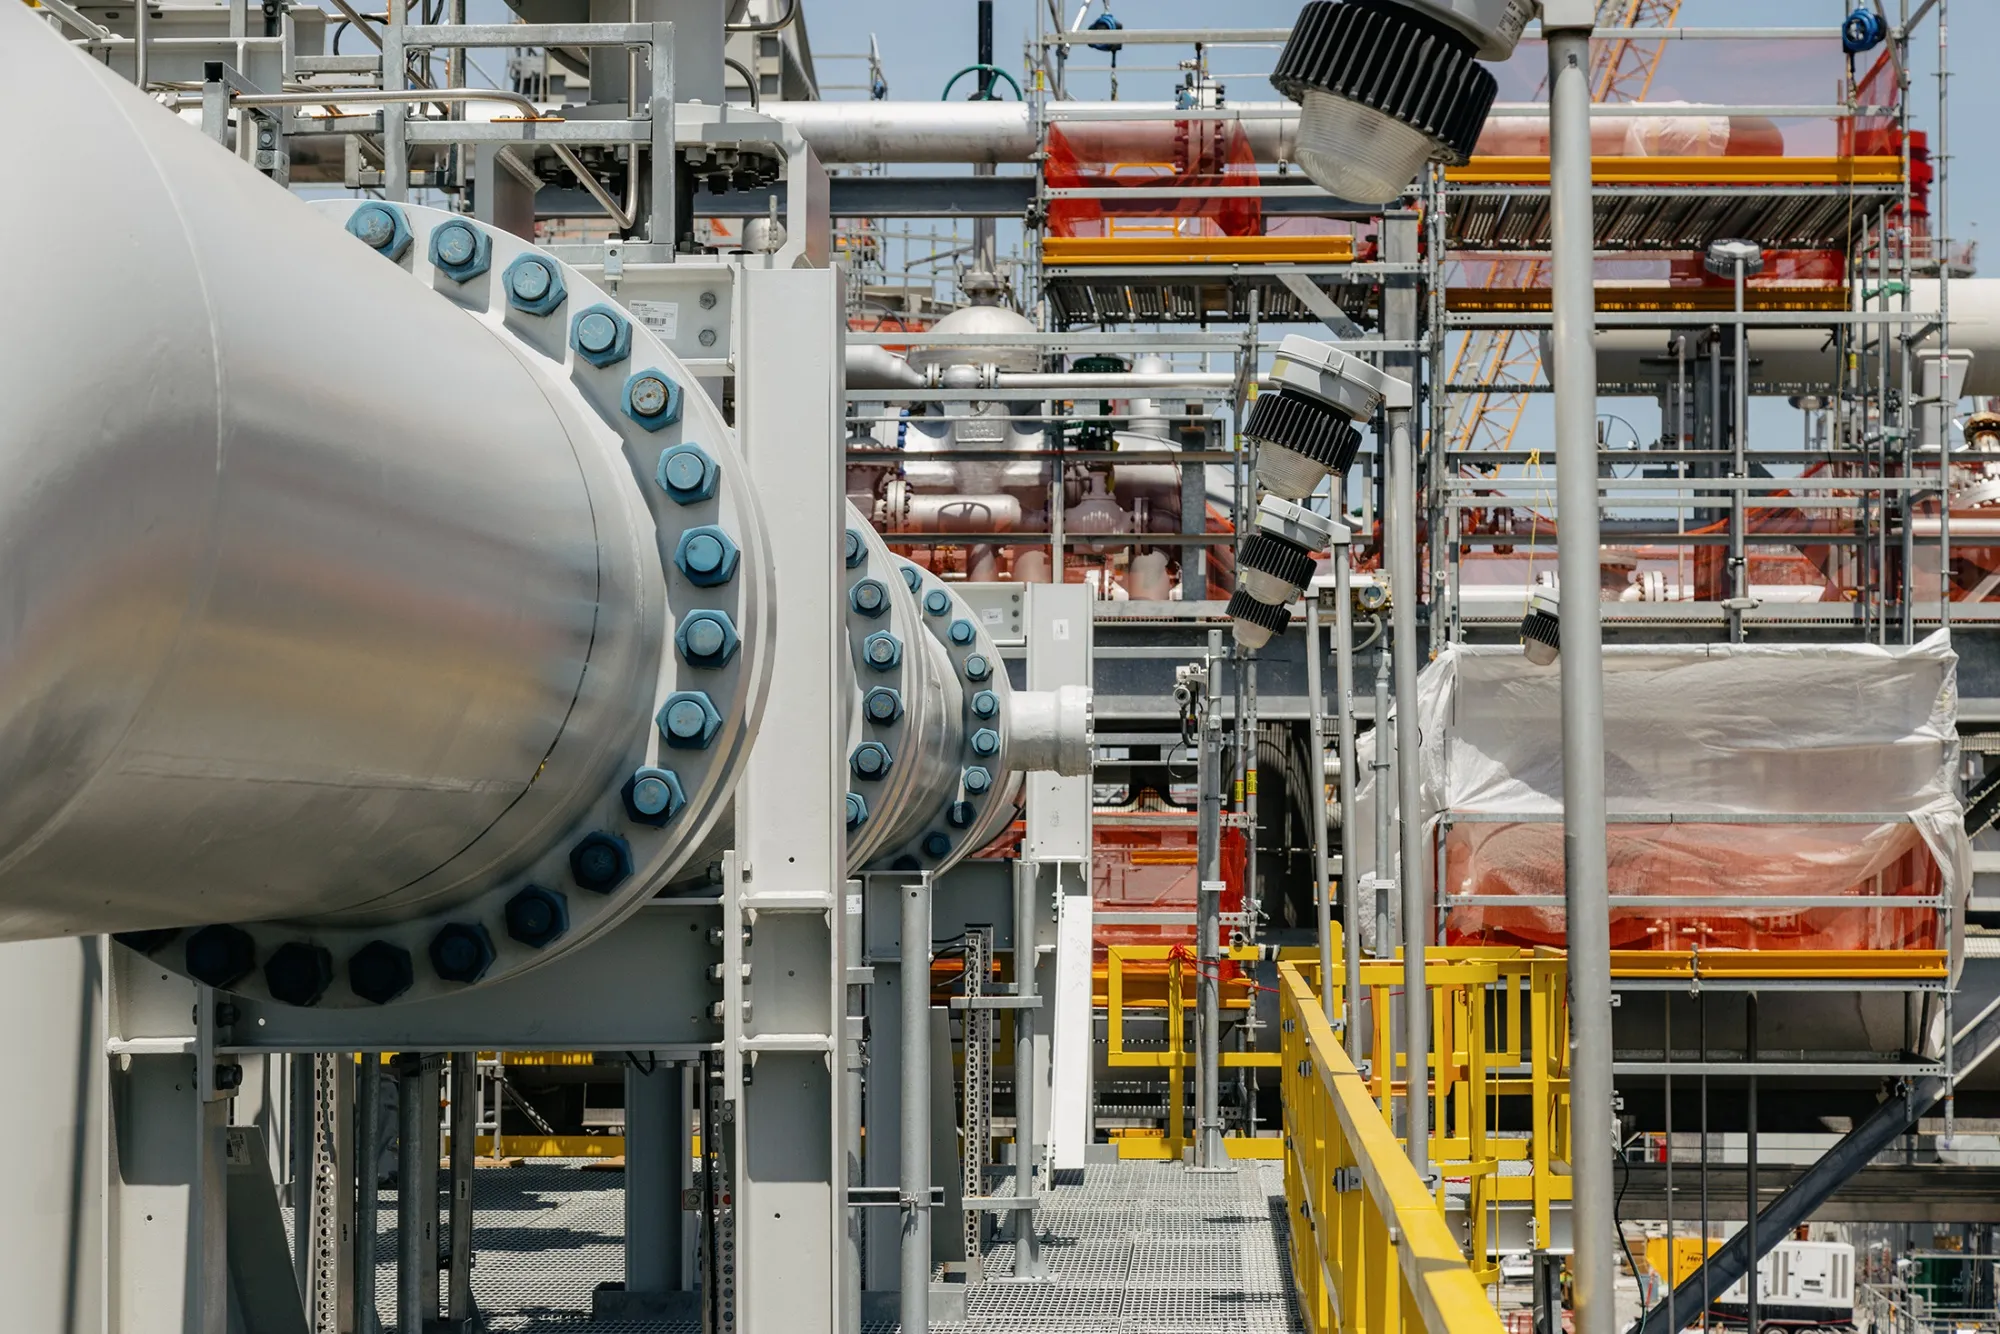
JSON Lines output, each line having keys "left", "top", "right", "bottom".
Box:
{"left": 1591, "top": 280, "right": 2000, "bottom": 394}
{"left": 763, "top": 100, "right": 1785, "bottom": 166}
{"left": 1549, "top": 22, "right": 1618, "bottom": 1334}
{"left": 1, "top": 10, "right": 775, "bottom": 1007}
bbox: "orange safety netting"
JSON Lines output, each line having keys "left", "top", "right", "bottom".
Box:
{"left": 1043, "top": 121, "right": 1261, "bottom": 240}
{"left": 1441, "top": 821, "right": 1943, "bottom": 952}
{"left": 1093, "top": 818, "right": 1246, "bottom": 958}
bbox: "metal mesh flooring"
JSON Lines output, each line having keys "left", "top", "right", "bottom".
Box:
{"left": 342, "top": 1158, "right": 1298, "bottom": 1333}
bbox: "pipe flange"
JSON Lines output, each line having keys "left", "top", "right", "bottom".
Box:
{"left": 137, "top": 204, "right": 775, "bottom": 1007}
{"left": 1270, "top": 0, "right": 1498, "bottom": 165}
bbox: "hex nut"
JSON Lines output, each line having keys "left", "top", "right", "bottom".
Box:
{"left": 264, "top": 942, "right": 335, "bottom": 1007}
{"left": 949, "top": 618, "right": 977, "bottom": 645}
{"left": 347, "top": 202, "right": 412, "bottom": 260}
{"left": 844, "top": 529, "right": 866, "bottom": 568}
{"left": 963, "top": 765, "right": 993, "bottom": 794}
{"left": 863, "top": 686, "right": 904, "bottom": 724}
{"left": 675, "top": 525, "right": 740, "bottom": 588}
{"left": 502, "top": 253, "right": 566, "bottom": 316}
{"left": 850, "top": 578, "right": 890, "bottom": 617}
{"left": 656, "top": 443, "right": 720, "bottom": 504}
{"left": 505, "top": 886, "right": 571, "bottom": 948}
{"left": 923, "top": 588, "right": 951, "bottom": 617}
{"left": 429, "top": 922, "right": 496, "bottom": 985}
{"left": 348, "top": 940, "right": 415, "bottom": 1004}
{"left": 971, "top": 727, "right": 1001, "bottom": 756}
{"left": 850, "top": 741, "right": 894, "bottom": 781}
{"left": 922, "top": 831, "right": 953, "bottom": 859}
{"left": 971, "top": 690, "right": 1000, "bottom": 719}
{"left": 900, "top": 566, "right": 923, "bottom": 592}
{"left": 846, "top": 792, "right": 869, "bottom": 829}
{"left": 185, "top": 924, "right": 256, "bottom": 990}
{"left": 862, "top": 631, "right": 903, "bottom": 671}
{"left": 570, "top": 303, "right": 633, "bottom": 367}
{"left": 948, "top": 801, "right": 976, "bottom": 829}
{"left": 623, "top": 367, "right": 685, "bottom": 431}
{"left": 963, "top": 653, "right": 992, "bottom": 681}
{"left": 676, "top": 609, "right": 741, "bottom": 668}
{"left": 622, "top": 766, "right": 687, "bottom": 827}
{"left": 428, "top": 219, "right": 491, "bottom": 282}
{"left": 569, "top": 831, "right": 634, "bottom": 893}
{"left": 657, "top": 691, "right": 724, "bottom": 750}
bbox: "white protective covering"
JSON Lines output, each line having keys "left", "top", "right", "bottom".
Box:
{"left": 1353, "top": 632, "right": 1969, "bottom": 975}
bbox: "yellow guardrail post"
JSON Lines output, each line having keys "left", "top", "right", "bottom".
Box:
{"left": 1280, "top": 961, "right": 1509, "bottom": 1334}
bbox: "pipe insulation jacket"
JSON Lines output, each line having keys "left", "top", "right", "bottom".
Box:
{"left": 0, "top": 8, "right": 777, "bottom": 1007}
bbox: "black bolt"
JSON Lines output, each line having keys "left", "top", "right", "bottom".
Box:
{"left": 113, "top": 928, "right": 180, "bottom": 956}
{"left": 570, "top": 832, "right": 634, "bottom": 893}
{"left": 505, "top": 886, "right": 571, "bottom": 948}
{"left": 185, "top": 925, "right": 256, "bottom": 990}
{"left": 429, "top": 922, "right": 496, "bottom": 985}
{"left": 214, "top": 1062, "right": 244, "bottom": 1091}
{"left": 264, "top": 942, "right": 335, "bottom": 1007}
{"left": 348, "top": 940, "right": 415, "bottom": 1005}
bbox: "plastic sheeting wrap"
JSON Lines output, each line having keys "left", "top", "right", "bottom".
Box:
{"left": 1353, "top": 632, "right": 1969, "bottom": 975}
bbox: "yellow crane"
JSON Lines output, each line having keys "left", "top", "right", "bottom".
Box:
{"left": 1441, "top": 0, "right": 1683, "bottom": 457}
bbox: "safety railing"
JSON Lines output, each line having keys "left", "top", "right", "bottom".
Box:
{"left": 1280, "top": 960, "right": 1509, "bottom": 1334}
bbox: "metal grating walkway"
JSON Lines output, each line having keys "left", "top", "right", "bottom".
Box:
{"left": 346, "top": 1157, "right": 1299, "bottom": 1333}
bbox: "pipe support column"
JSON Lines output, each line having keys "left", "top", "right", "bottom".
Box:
{"left": 1548, "top": 23, "right": 1617, "bottom": 1334}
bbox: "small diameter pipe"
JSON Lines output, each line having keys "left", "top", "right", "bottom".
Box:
{"left": 164, "top": 87, "right": 640, "bottom": 229}
{"left": 1332, "top": 555, "right": 1362, "bottom": 1058}
{"left": 900, "top": 877, "right": 932, "bottom": 1334}
{"left": 1731, "top": 259, "right": 1749, "bottom": 644}
{"left": 1549, "top": 23, "right": 1618, "bottom": 1334}
{"left": 355, "top": 1056, "right": 381, "bottom": 1334}
{"left": 1371, "top": 650, "right": 1392, "bottom": 959}
{"left": 447, "top": 1051, "right": 475, "bottom": 1323}
{"left": 1306, "top": 595, "right": 1335, "bottom": 1024}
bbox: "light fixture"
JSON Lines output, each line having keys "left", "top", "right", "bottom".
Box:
{"left": 1248, "top": 333, "right": 1400, "bottom": 499}
{"left": 1271, "top": 0, "right": 1516, "bottom": 204}
{"left": 1519, "top": 591, "right": 1560, "bottom": 666}
{"left": 1703, "top": 238, "right": 1764, "bottom": 280}
{"left": 1232, "top": 495, "right": 1342, "bottom": 650}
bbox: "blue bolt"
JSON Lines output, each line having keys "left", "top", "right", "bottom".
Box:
{"left": 851, "top": 578, "right": 889, "bottom": 617}
{"left": 623, "top": 765, "right": 686, "bottom": 825}
{"left": 569, "top": 831, "right": 634, "bottom": 892}
{"left": 900, "top": 566, "right": 923, "bottom": 592}
{"left": 511, "top": 259, "right": 552, "bottom": 301}
{"left": 435, "top": 222, "right": 476, "bottom": 265}
{"left": 851, "top": 742, "right": 893, "bottom": 780}
{"left": 922, "top": 832, "right": 953, "bottom": 859}
{"left": 578, "top": 311, "right": 618, "bottom": 353}
{"left": 352, "top": 205, "right": 395, "bottom": 248}
{"left": 948, "top": 801, "right": 976, "bottom": 829}
{"left": 971, "top": 728, "right": 1000, "bottom": 757}
{"left": 677, "top": 609, "right": 740, "bottom": 667}
{"left": 686, "top": 617, "right": 725, "bottom": 657}
{"left": 924, "top": 588, "right": 951, "bottom": 617}
{"left": 864, "top": 686, "right": 904, "bottom": 724}
{"left": 846, "top": 792, "right": 870, "bottom": 828}
{"left": 862, "top": 631, "right": 902, "bottom": 671}
{"left": 655, "top": 442, "right": 718, "bottom": 502}
{"left": 844, "top": 529, "right": 866, "bottom": 568}
{"left": 963, "top": 766, "right": 992, "bottom": 794}
{"left": 656, "top": 691, "right": 722, "bottom": 749}
{"left": 971, "top": 690, "right": 999, "bottom": 719}
{"left": 632, "top": 773, "right": 674, "bottom": 814}
{"left": 963, "top": 653, "right": 992, "bottom": 681}
{"left": 950, "top": 618, "right": 977, "bottom": 645}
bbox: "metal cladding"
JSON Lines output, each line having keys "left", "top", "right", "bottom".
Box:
{"left": 1270, "top": 0, "right": 1498, "bottom": 164}
{"left": 0, "top": 26, "right": 773, "bottom": 1006}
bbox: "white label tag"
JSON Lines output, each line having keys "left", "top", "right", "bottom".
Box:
{"left": 845, "top": 892, "right": 863, "bottom": 916}
{"left": 628, "top": 299, "right": 680, "bottom": 339}
{"left": 981, "top": 606, "right": 1004, "bottom": 625}
{"left": 1051, "top": 618, "right": 1071, "bottom": 641}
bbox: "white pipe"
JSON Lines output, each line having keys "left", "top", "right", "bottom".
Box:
{"left": 845, "top": 344, "right": 925, "bottom": 390}
{"left": 1594, "top": 280, "right": 2000, "bottom": 395}
{"left": 765, "top": 99, "right": 1786, "bottom": 166}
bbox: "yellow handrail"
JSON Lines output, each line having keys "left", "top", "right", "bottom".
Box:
{"left": 1279, "top": 961, "right": 1508, "bottom": 1334}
